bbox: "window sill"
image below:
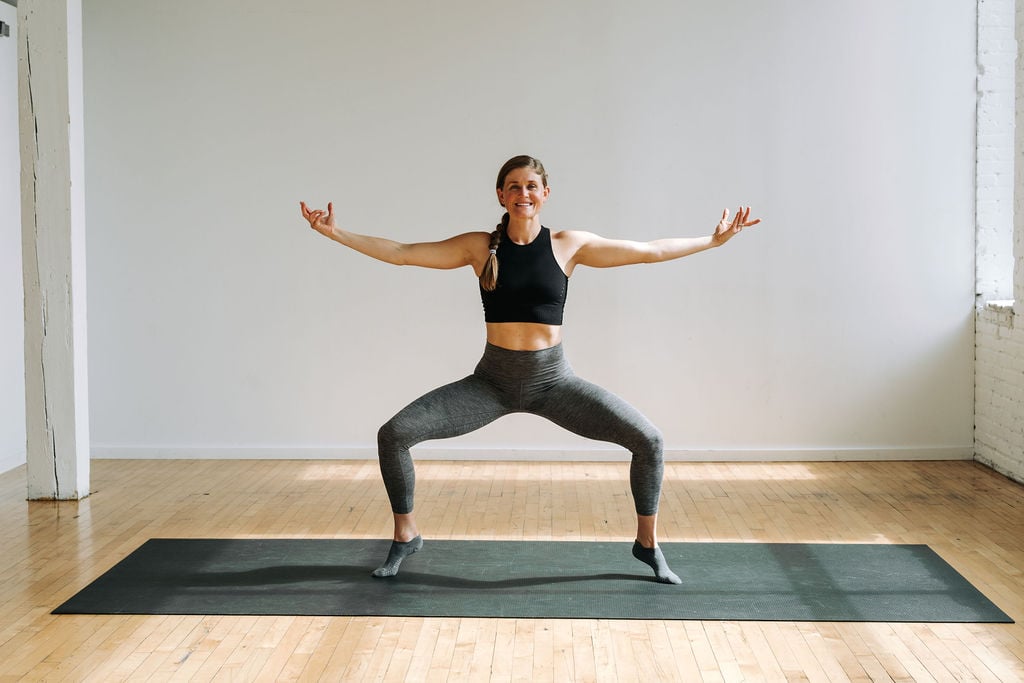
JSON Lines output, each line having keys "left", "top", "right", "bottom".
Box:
{"left": 981, "top": 299, "right": 1016, "bottom": 330}
{"left": 985, "top": 299, "right": 1015, "bottom": 312}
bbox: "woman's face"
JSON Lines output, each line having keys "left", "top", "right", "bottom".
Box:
{"left": 496, "top": 168, "right": 549, "bottom": 220}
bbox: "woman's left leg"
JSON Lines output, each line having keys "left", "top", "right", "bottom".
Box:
{"left": 531, "top": 374, "right": 681, "bottom": 584}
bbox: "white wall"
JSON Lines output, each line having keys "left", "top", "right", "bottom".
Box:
{"left": 1, "top": 1, "right": 25, "bottom": 475}
{"left": 84, "top": 0, "right": 978, "bottom": 461}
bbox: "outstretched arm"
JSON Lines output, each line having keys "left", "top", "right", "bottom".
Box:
{"left": 568, "top": 206, "right": 760, "bottom": 270}
{"left": 300, "top": 201, "right": 487, "bottom": 270}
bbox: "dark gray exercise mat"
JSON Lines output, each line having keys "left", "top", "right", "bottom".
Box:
{"left": 53, "top": 539, "right": 1013, "bottom": 622}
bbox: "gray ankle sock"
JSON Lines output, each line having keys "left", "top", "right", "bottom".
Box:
{"left": 632, "top": 540, "right": 681, "bottom": 584}
{"left": 372, "top": 535, "right": 423, "bottom": 578}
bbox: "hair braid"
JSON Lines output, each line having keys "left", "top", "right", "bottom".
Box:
{"left": 480, "top": 212, "right": 509, "bottom": 292}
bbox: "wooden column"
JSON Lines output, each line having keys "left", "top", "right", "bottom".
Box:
{"left": 19, "top": 0, "right": 90, "bottom": 500}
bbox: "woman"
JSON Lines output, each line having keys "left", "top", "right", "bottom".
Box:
{"left": 300, "top": 155, "right": 759, "bottom": 584}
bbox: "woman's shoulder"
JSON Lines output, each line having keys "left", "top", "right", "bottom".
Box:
{"left": 454, "top": 231, "right": 495, "bottom": 263}
{"left": 549, "top": 228, "right": 599, "bottom": 246}
{"left": 447, "top": 230, "right": 492, "bottom": 245}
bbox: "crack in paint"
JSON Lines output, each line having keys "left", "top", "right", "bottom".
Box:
{"left": 25, "top": 29, "right": 60, "bottom": 498}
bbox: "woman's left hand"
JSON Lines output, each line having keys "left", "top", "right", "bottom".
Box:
{"left": 300, "top": 201, "right": 337, "bottom": 239}
{"left": 712, "top": 206, "right": 760, "bottom": 246}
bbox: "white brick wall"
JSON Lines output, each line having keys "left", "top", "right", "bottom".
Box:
{"left": 978, "top": 0, "right": 1017, "bottom": 302}
{"left": 976, "top": 307, "right": 1024, "bottom": 480}
{"left": 974, "top": 0, "right": 1024, "bottom": 484}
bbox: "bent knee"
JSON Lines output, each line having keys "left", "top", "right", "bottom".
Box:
{"left": 639, "top": 425, "right": 664, "bottom": 460}
{"left": 377, "top": 419, "right": 404, "bottom": 452}
{"left": 623, "top": 424, "right": 663, "bottom": 468}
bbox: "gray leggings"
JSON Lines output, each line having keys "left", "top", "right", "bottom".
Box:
{"left": 377, "top": 343, "right": 664, "bottom": 516}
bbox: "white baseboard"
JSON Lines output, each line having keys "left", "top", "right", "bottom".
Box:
{"left": 90, "top": 445, "right": 975, "bottom": 462}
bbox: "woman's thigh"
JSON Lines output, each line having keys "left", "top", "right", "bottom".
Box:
{"left": 529, "top": 374, "right": 661, "bottom": 452}
{"left": 379, "top": 374, "right": 513, "bottom": 448}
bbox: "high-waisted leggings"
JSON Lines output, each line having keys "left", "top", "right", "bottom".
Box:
{"left": 377, "top": 343, "right": 664, "bottom": 516}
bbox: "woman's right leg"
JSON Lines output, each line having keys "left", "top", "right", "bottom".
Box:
{"left": 377, "top": 374, "right": 509, "bottom": 515}
{"left": 373, "top": 373, "right": 509, "bottom": 577}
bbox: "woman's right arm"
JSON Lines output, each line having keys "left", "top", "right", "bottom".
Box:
{"left": 300, "top": 201, "right": 488, "bottom": 271}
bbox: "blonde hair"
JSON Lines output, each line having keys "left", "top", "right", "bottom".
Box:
{"left": 480, "top": 156, "right": 548, "bottom": 292}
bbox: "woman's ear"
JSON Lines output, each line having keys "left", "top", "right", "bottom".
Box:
{"left": 496, "top": 188, "right": 506, "bottom": 207}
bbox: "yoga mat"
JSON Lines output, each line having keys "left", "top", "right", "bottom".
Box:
{"left": 53, "top": 539, "right": 1013, "bottom": 622}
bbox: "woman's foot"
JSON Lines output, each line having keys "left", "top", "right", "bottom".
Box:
{"left": 372, "top": 535, "right": 423, "bottom": 578}
{"left": 632, "top": 540, "right": 681, "bottom": 584}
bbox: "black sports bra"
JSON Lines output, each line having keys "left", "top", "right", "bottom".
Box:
{"left": 480, "top": 227, "right": 568, "bottom": 325}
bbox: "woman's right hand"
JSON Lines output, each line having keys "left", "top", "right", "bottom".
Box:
{"left": 300, "top": 201, "right": 336, "bottom": 238}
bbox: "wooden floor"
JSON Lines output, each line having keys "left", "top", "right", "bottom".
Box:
{"left": 0, "top": 459, "right": 1022, "bottom": 682}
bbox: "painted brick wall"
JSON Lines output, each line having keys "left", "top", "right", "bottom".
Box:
{"left": 978, "top": 0, "right": 1017, "bottom": 302}
{"left": 974, "top": 0, "right": 1024, "bottom": 484}
{"left": 976, "top": 307, "right": 1024, "bottom": 481}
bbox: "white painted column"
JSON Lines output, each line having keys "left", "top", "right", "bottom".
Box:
{"left": 1017, "top": 0, "right": 1024, "bottom": 314}
{"left": 18, "top": 0, "right": 90, "bottom": 500}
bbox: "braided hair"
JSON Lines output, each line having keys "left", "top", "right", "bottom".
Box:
{"left": 480, "top": 213, "right": 509, "bottom": 292}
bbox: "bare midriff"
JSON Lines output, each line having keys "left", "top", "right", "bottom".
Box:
{"left": 485, "top": 322, "right": 563, "bottom": 351}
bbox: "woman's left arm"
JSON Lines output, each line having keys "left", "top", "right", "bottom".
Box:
{"left": 568, "top": 206, "right": 760, "bottom": 270}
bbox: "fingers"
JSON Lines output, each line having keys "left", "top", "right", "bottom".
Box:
{"left": 300, "top": 201, "right": 323, "bottom": 223}
{"left": 300, "top": 201, "right": 335, "bottom": 229}
{"left": 730, "top": 206, "right": 761, "bottom": 231}
{"left": 741, "top": 206, "right": 761, "bottom": 227}
{"left": 732, "top": 207, "right": 743, "bottom": 229}
{"left": 739, "top": 206, "right": 761, "bottom": 228}
{"left": 716, "top": 206, "right": 761, "bottom": 240}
